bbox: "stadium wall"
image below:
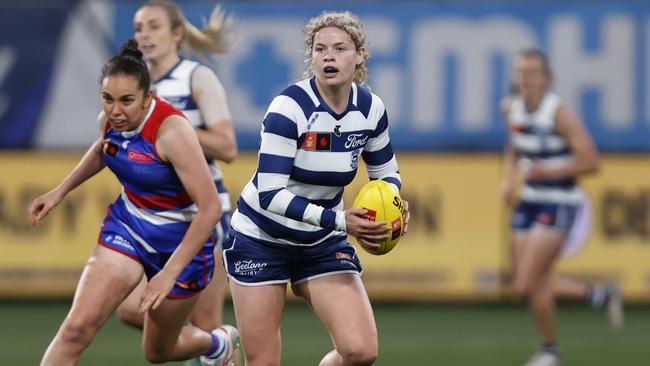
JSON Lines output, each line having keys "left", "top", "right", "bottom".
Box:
{"left": 2, "top": 1, "right": 650, "bottom": 151}
{"left": 2, "top": 153, "right": 649, "bottom": 302}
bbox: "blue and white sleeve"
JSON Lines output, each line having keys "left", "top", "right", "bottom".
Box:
{"left": 362, "top": 98, "right": 402, "bottom": 192}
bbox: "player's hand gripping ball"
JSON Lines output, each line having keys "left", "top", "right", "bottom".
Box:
{"left": 352, "top": 180, "right": 406, "bottom": 255}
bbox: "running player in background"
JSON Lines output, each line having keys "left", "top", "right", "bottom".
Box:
{"left": 222, "top": 11, "right": 410, "bottom": 366}
{"left": 500, "top": 49, "right": 624, "bottom": 366}
{"left": 116, "top": 0, "right": 237, "bottom": 341}
{"left": 29, "top": 40, "right": 239, "bottom": 365}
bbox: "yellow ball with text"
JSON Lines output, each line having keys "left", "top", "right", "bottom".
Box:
{"left": 352, "top": 180, "right": 405, "bottom": 255}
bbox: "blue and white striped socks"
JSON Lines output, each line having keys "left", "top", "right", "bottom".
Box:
{"left": 203, "top": 330, "right": 226, "bottom": 360}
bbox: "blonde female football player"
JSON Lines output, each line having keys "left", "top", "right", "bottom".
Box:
{"left": 501, "top": 49, "right": 623, "bottom": 366}
{"left": 30, "top": 39, "right": 238, "bottom": 366}
{"left": 116, "top": 0, "right": 238, "bottom": 337}
{"left": 222, "top": 11, "right": 410, "bottom": 366}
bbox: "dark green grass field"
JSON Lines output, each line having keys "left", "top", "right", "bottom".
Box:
{"left": 0, "top": 301, "right": 647, "bottom": 365}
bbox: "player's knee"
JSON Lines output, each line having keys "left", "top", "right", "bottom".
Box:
{"left": 59, "top": 316, "right": 100, "bottom": 351}
{"left": 341, "top": 349, "right": 377, "bottom": 366}
{"left": 339, "top": 341, "right": 378, "bottom": 366}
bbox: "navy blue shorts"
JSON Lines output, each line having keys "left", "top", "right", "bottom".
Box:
{"left": 511, "top": 201, "right": 579, "bottom": 233}
{"left": 98, "top": 216, "right": 215, "bottom": 298}
{"left": 222, "top": 230, "right": 363, "bottom": 286}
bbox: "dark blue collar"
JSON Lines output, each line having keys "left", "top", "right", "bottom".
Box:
{"left": 309, "top": 77, "right": 356, "bottom": 121}
{"left": 152, "top": 58, "right": 184, "bottom": 84}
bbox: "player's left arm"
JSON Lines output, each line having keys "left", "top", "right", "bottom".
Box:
{"left": 362, "top": 102, "right": 401, "bottom": 192}
{"left": 191, "top": 65, "right": 238, "bottom": 163}
{"left": 361, "top": 102, "right": 409, "bottom": 233}
{"left": 531, "top": 105, "right": 600, "bottom": 179}
{"left": 139, "top": 115, "right": 222, "bottom": 312}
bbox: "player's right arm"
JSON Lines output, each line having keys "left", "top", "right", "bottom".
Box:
{"left": 500, "top": 97, "right": 518, "bottom": 207}
{"left": 29, "top": 112, "right": 108, "bottom": 226}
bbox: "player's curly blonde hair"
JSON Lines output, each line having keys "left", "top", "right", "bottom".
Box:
{"left": 142, "top": 0, "right": 235, "bottom": 60}
{"left": 303, "top": 11, "right": 371, "bottom": 86}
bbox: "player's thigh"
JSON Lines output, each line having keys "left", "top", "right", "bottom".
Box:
{"left": 295, "top": 274, "right": 377, "bottom": 354}
{"left": 512, "top": 232, "right": 529, "bottom": 279}
{"left": 230, "top": 282, "right": 286, "bottom": 362}
{"left": 190, "top": 250, "right": 227, "bottom": 331}
{"left": 518, "top": 228, "right": 565, "bottom": 287}
{"left": 68, "top": 245, "right": 144, "bottom": 328}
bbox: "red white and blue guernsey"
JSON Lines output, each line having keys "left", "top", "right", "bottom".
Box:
{"left": 224, "top": 77, "right": 401, "bottom": 285}
{"left": 98, "top": 96, "right": 215, "bottom": 298}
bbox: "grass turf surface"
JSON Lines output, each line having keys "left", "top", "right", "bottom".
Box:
{"left": 0, "top": 301, "right": 646, "bottom": 365}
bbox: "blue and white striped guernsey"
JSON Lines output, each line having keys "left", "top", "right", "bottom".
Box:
{"left": 508, "top": 92, "right": 582, "bottom": 204}
{"left": 230, "top": 77, "right": 401, "bottom": 247}
{"left": 153, "top": 59, "right": 231, "bottom": 212}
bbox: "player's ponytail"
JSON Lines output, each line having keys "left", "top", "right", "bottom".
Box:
{"left": 181, "top": 5, "right": 235, "bottom": 58}
{"left": 144, "top": 0, "right": 235, "bottom": 62}
{"left": 100, "top": 39, "right": 151, "bottom": 93}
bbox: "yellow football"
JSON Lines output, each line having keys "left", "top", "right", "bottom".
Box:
{"left": 352, "top": 180, "right": 405, "bottom": 255}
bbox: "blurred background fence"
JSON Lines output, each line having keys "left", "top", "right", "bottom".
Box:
{"left": 1, "top": 0, "right": 650, "bottom": 302}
